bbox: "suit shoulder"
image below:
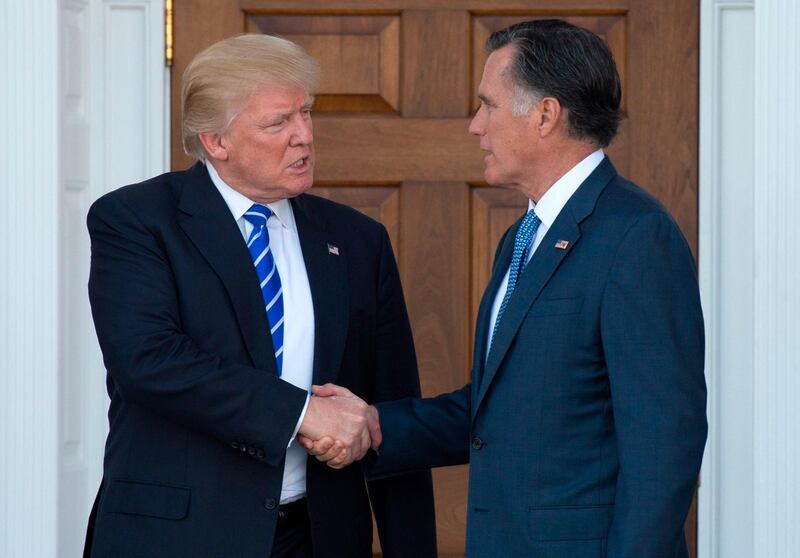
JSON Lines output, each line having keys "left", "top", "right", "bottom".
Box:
{"left": 89, "top": 169, "right": 184, "bottom": 220}
{"left": 596, "top": 175, "right": 679, "bottom": 226}
{"left": 589, "top": 175, "right": 692, "bottom": 261}
{"left": 604, "top": 175, "right": 668, "bottom": 212}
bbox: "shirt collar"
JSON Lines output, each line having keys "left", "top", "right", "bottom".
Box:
{"left": 530, "top": 148, "right": 605, "bottom": 227}
{"left": 205, "top": 161, "right": 294, "bottom": 230}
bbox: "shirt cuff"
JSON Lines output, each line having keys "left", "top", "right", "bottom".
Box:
{"left": 288, "top": 393, "right": 311, "bottom": 448}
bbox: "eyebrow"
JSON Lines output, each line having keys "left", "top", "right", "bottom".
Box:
{"left": 261, "top": 100, "right": 315, "bottom": 123}
{"left": 261, "top": 113, "right": 290, "bottom": 125}
{"left": 477, "top": 94, "right": 496, "bottom": 107}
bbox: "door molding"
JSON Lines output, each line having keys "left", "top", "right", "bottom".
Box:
{"left": 58, "top": 2, "right": 169, "bottom": 556}
{"left": 698, "top": 2, "right": 755, "bottom": 557}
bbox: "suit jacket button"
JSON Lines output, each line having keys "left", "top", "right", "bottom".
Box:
{"left": 471, "top": 437, "right": 484, "bottom": 450}
{"left": 256, "top": 449, "right": 265, "bottom": 459}
{"left": 264, "top": 498, "right": 277, "bottom": 510}
{"left": 248, "top": 447, "right": 256, "bottom": 455}
{"left": 231, "top": 441, "right": 239, "bottom": 449}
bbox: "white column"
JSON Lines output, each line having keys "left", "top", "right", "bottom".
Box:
{"left": 0, "top": 2, "right": 60, "bottom": 557}
{"left": 752, "top": 1, "right": 800, "bottom": 556}
{"left": 700, "top": 1, "right": 800, "bottom": 557}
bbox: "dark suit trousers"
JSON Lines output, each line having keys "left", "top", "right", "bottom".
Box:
{"left": 270, "top": 499, "right": 312, "bottom": 558}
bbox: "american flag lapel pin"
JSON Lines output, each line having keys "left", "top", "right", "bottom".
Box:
{"left": 554, "top": 240, "right": 569, "bottom": 250}
{"left": 327, "top": 243, "right": 340, "bottom": 256}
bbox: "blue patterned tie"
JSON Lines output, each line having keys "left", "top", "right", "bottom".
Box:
{"left": 490, "top": 209, "right": 541, "bottom": 348}
{"left": 244, "top": 204, "right": 284, "bottom": 375}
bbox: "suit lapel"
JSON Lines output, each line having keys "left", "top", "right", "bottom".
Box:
{"left": 291, "top": 195, "right": 349, "bottom": 387}
{"left": 474, "top": 157, "right": 618, "bottom": 414}
{"left": 471, "top": 224, "right": 516, "bottom": 402}
{"left": 176, "top": 163, "right": 278, "bottom": 374}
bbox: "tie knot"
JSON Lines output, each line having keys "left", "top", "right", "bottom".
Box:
{"left": 513, "top": 209, "right": 541, "bottom": 257}
{"left": 520, "top": 209, "right": 540, "bottom": 231}
{"left": 244, "top": 204, "right": 273, "bottom": 228}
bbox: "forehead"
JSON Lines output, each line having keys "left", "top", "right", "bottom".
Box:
{"left": 479, "top": 45, "right": 516, "bottom": 93}
{"left": 240, "top": 85, "right": 311, "bottom": 114}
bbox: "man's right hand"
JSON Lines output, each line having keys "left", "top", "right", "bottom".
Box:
{"left": 297, "top": 384, "right": 372, "bottom": 468}
{"left": 297, "top": 384, "right": 382, "bottom": 469}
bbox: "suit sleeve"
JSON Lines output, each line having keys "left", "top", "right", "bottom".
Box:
{"left": 365, "top": 226, "right": 438, "bottom": 558}
{"left": 601, "top": 212, "right": 707, "bottom": 557}
{"left": 371, "top": 387, "right": 472, "bottom": 479}
{"left": 87, "top": 194, "right": 307, "bottom": 467}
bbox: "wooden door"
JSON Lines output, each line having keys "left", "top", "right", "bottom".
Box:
{"left": 172, "top": 2, "right": 699, "bottom": 556}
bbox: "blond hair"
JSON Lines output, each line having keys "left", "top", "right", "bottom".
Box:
{"left": 181, "top": 34, "right": 320, "bottom": 160}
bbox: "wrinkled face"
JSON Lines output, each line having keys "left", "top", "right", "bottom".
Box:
{"left": 219, "top": 86, "right": 315, "bottom": 203}
{"left": 468, "top": 45, "right": 539, "bottom": 188}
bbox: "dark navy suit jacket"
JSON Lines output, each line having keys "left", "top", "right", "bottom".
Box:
{"left": 84, "top": 162, "right": 436, "bottom": 558}
{"left": 372, "top": 157, "right": 707, "bottom": 558}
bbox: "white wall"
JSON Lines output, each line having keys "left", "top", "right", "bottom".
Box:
{"left": 699, "top": 1, "right": 800, "bottom": 557}
{"left": 1, "top": 1, "right": 166, "bottom": 556}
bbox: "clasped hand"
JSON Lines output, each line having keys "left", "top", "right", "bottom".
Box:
{"left": 297, "top": 384, "right": 381, "bottom": 469}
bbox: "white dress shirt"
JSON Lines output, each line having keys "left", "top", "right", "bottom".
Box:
{"left": 206, "top": 161, "right": 313, "bottom": 504}
{"left": 485, "top": 149, "right": 605, "bottom": 358}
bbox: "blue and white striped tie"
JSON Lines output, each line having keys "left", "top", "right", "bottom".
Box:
{"left": 244, "top": 204, "right": 284, "bottom": 375}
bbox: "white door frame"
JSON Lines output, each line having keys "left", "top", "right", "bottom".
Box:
{"left": 59, "top": 2, "right": 169, "bottom": 556}
{"left": 698, "top": 1, "right": 800, "bottom": 557}
{"left": 0, "top": 1, "right": 167, "bottom": 556}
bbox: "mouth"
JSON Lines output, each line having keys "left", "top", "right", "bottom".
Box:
{"left": 288, "top": 156, "right": 311, "bottom": 172}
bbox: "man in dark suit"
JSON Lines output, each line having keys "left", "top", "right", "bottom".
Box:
{"left": 306, "top": 20, "right": 707, "bottom": 558}
{"left": 83, "top": 34, "right": 436, "bottom": 558}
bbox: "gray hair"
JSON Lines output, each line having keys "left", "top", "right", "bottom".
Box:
{"left": 510, "top": 82, "right": 541, "bottom": 116}
{"left": 488, "top": 20, "right": 621, "bottom": 147}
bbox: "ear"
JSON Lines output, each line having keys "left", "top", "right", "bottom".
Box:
{"left": 197, "top": 131, "right": 229, "bottom": 162}
{"left": 533, "top": 97, "right": 563, "bottom": 138}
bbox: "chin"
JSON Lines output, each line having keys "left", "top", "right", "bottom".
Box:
{"left": 289, "top": 176, "right": 315, "bottom": 197}
{"left": 483, "top": 170, "right": 503, "bottom": 187}
{"left": 300, "top": 174, "right": 315, "bottom": 192}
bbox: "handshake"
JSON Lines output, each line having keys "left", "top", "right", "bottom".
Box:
{"left": 296, "top": 384, "right": 381, "bottom": 469}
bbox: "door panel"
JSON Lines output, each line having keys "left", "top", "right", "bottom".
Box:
{"left": 247, "top": 15, "right": 400, "bottom": 113}
{"left": 173, "top": 2, "right": 699, "bottom": 555}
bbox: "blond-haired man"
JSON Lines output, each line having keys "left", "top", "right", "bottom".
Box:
{"left": 83, "top": 34, "right": 436, "bottom": 558}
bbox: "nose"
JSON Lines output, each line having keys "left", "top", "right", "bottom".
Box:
{"left": 469, "top": 105, "right": 485, "bottom": 136}
{"left": 290, "top": 113, "right": 313, "bottom": 146}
